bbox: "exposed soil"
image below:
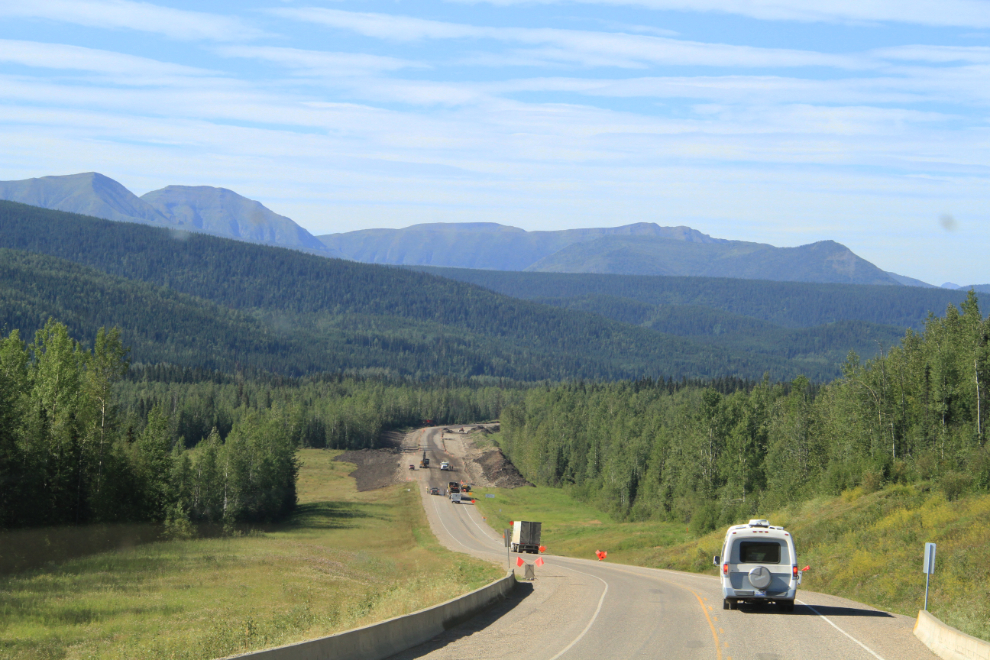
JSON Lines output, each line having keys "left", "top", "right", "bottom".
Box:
{"left": 334, "top": 448, "right": 403, "bottom": 492}
{"left": 335, "top": 425, "right": 529, "bottom": 492}
{"left": 476, "top": 448, "right": 532, "bottom": 488}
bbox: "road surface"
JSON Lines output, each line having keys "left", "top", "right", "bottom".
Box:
{"left": 392, "top": 427, "right": 936, "bottom": 660}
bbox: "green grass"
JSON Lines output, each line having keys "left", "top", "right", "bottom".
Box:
{"left": 0, "top": 449, "right": 502, "bottom": 660}
{"left": 472, "top": 485, "right": 691, "bottom": 560}
{"left": 636, "top": 485, "right": 990, "bottom": 641}
{"left": 475, "top": 482, "right": 990, "bottom": 641}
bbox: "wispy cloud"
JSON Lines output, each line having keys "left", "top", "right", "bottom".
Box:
{"left": 0, "top": 39, "right": 214, "bottom": 78}
{"left": 214, "top": 46, "right": 423, "bottom": 77}
{"left": 0, "top": 0, "right": 264, "bottom": 41}
{"left": 873, "top": 45, "right": 990, "bottom": 64}
{"left": 449, "top": 0, "right": 990, "bottom": 29}
{"left": 272, "top": 8, "right": 871, "bottom": 69}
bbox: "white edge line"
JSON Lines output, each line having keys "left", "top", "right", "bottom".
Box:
{"left": 797, "top": 600, "right": 886, "bottom": 660}
{"left": 430, "top": 493, "right": 478, "bottom": 553}
{"left": 462, "top": 502, "right": 503, "bottom": 543}
{"left": 546, "top": 564, "right": 610, "bottom": 660}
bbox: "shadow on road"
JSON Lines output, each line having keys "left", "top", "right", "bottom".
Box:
{"left": 738, "top": 603, "right": 893, "bottom": 618}
{"left": 385, "top": 582, "right": 536, "bottom": 659}
{"left": 793, "top": 604, "right": 893, "bottom": 618}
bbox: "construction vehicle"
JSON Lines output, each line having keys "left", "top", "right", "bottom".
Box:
{"left": 420, "top": 452, "right": 430, "bottom": 468}
{"left": 511, "top": 521, "right": 542, "bottom": 554}
{"left": 448, "top": 481, "right": 460, "bottom": 494}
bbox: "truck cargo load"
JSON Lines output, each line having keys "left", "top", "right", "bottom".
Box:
{"left": 511, "top": 520, "right": 542, "bottom": 554}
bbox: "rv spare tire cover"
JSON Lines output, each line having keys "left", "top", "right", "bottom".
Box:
{"left": 748, "top": 566, "right": 772, "bottom": 589}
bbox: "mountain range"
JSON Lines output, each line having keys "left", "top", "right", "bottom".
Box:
{"left": 0, "top": 171, "right": 969, "bottom": 288}
{"left": 0, "top": 173, "right": 341, "bottom": 257}
{"left": 2, "top": 200, "right": 981, "bottom": 381}
{"left": 319, "top": 222, "right": 932, "bottom": 287}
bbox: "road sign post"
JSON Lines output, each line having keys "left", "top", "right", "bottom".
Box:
{"left": 504, "top": 528, "right": 511, "bottom": 572}
{"left": 923, "top": 542, "right": 936, "bottom": 611}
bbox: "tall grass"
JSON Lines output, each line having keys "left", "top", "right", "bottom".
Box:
{"left": 475, "top": 482, "right": 990, "bottom": 641}
{"left": 0, "top": 449, "right": 502, "bottom": 660}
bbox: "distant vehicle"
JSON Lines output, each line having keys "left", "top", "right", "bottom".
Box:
{"left": 408, "top": 464, "right": 415, "bottom": 470}
{"left": 440, "top": 461, "right": 451, "bottom": 471}
{"left": 715, "top": 519, "right": 800, "bottom": 612}
{"left": 511, "top": 520, "right": 542, "bottom": 554}
{"left": 429, "top": 487, "right": 439, "bottom": 495}
{"left": 450, "top": 492, "right": 462, "bottom": 504}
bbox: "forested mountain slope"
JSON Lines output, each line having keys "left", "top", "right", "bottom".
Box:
{"left": 412, "top": 267, "right": 969, "bottom": 330}
{"left": 0, "top": 201, "right": 827, "bottom": 381}
{"left": 540, "top": 295, "right": 906, "bottom": 362}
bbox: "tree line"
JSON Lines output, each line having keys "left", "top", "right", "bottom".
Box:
{"left": 497, "top": 293, "right": 990, "bottom": 532}
{"left": 0, "top": 319, "right": 523, "bottom": 531}
{"left": 0, "top": 320, "right": 299, "bottom": 530}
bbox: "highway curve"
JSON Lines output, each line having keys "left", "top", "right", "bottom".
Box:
{"left": 390, "top": 427, "right": 937, "bottom": 660}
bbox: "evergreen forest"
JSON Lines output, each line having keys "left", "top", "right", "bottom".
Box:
{"left": 0, "top": 320, "right": 522, "bottom": 530}
{"left": 496, "top": 292, "right": 990, "bottom": 531}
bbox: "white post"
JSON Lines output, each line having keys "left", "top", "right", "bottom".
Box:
{"left": 923, "top": 542, "right": 936, "bottom": 611}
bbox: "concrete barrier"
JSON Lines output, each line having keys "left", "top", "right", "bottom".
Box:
{"left": 224, "top": 572, "right": 516, "bottom": 660}
{"left": 915, "top": 610, "right": 990, "bottom": 660}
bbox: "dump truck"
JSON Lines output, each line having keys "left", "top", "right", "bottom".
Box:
{"left": 511, "top": 520, "right": 542, "bottom": 554}
{"left": 448, "top": 481, "right": 460, "bottom": 494}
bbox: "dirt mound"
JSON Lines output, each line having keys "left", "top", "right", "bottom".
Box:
{"left": 477, "top": 449, "right": 532, "bottom": 488}
{"left": 335, "top": 448, "right": 401, "bottom": 492}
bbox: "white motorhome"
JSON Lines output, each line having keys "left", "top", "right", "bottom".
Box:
{"left": 714, "top": 519, "right": 800, "bottom": 612}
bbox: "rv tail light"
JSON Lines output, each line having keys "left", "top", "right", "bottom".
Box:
{"left": 723, "top": 563, "right": 729, "bottom": 575}
{"left": 792, "top": 565, "right": 798, "bottom": 577}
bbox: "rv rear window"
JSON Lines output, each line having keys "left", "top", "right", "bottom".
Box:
{"left": 739, "top": 541, "right": 781, "bottom": 564}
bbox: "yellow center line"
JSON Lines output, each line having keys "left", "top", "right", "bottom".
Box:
{"left": 606, "top": 565, "right": 722, "bottom": 660}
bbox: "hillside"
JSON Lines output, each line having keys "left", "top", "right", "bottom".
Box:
{"left": 526, "top": 234, "right": 901, "bottom": 285}
{"left": 321, "top": 221, "right": 926, "bottom": 287}
{"left": 0, "top": 173, "right": 338, "bottom": 256}
{"left": 0, "top": 200, "right": 830, "bottom": 381}
{"left": 317, "top": 222, "right": 720, "bottom": 272}
{"left": 140, "top": 185, "right": 337, "bottom": 256}
{"left": 412, "top": 267, "right": 969, "bottom": 330}
{"left": 539, "top": 295, "right": 906, "bottom": 361}
{"left": 0, "top": 172, "right": 170, "bottom": 226}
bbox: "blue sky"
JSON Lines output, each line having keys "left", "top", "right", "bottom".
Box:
{"left": 0, "top": 1, "right": 988, "bottom": 285}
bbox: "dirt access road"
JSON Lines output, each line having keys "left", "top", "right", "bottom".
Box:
{"left": 389, "top": 426, "right": 937, "bottom": 660}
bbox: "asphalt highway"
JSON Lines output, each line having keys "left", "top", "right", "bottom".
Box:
{"left": 389, "top": 427, "right": 937, "bottom": 660}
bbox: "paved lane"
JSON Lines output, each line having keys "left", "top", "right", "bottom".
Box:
{"left": 392, "top": 427, "right": 935, "bottom": 660}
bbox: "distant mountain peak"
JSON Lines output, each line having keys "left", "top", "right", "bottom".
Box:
{"left": 0, "top": 172, "right": 342, "bottom": 258}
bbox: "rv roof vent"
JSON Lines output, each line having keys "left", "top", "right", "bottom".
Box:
{"left": 748, "top": 519, "right": 770, "bottom": 527}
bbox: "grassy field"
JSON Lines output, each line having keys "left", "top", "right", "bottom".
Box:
{"left": 472, "top": 485, "right": 691, "bottom": 560}
{"left": 473, "top": 482, "right": 990, "bottom": 641}
{"left": 0, "top": 449, "right": 502, "bottom": 660}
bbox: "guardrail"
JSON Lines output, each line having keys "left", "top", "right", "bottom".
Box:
{"left": 915, "top": 610, "right": 990, "bottom": 660}
{"left": 224, "top": 571, "right": 516, "bottom": 660}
